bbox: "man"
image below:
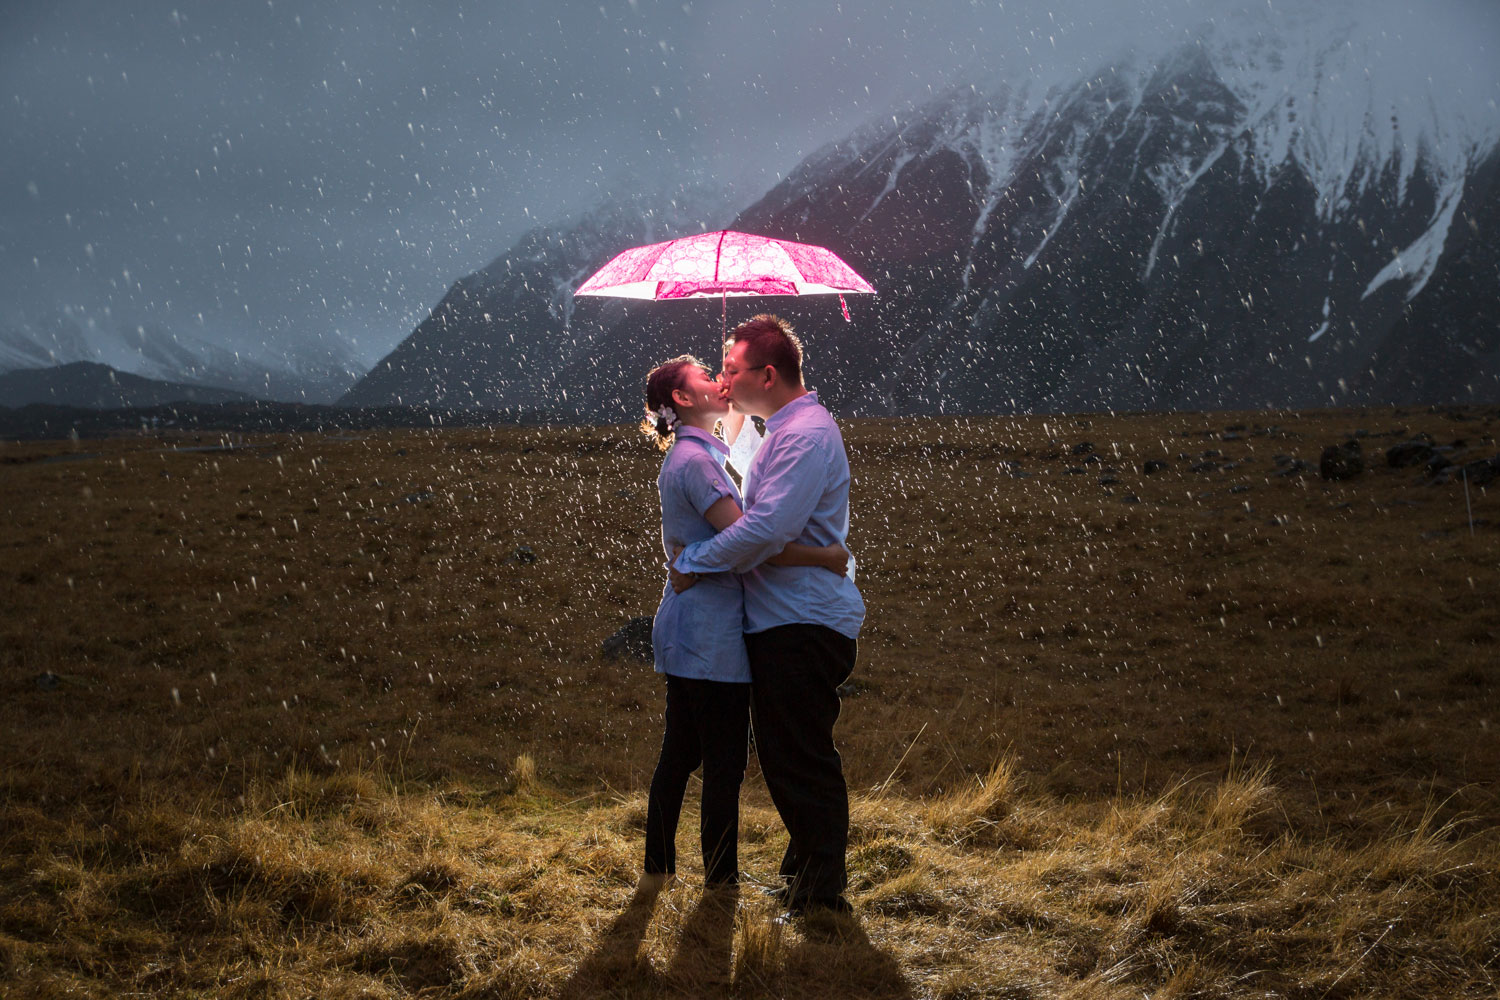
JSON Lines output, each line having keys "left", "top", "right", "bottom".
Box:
{"left": 671, "top": 314, "right": 865, "bottom": 918}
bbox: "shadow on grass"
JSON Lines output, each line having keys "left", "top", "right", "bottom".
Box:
{"left": 663, "top": 886, "right": 739, "bottom": 994}
{"left": 737, "top": 910, "right": 912, "bottom": 999}
{"left": 556, "top": 878, "right": 668, "bottom": 999}
{"left": 559, "top": 881, "right": 911, "bottom": 998}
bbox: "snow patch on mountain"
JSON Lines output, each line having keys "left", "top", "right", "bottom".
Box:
{"left": 1362, "top": 180, "right": 1468, "bottom": 302}
{"left": 1208, "top": 3, "right": 1497, "bottom": 213}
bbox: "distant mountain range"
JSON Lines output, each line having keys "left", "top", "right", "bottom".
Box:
{"left": 344, "top": 4, "right": 1500, "bottom": 418}
{"left": 0, "top": 361, "right": 256, "bottom": 409}
{"left": 0, "top": 316, "right": 362, "bottom": 406}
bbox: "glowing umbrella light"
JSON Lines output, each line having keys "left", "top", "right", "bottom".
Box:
{"left": 574, "top": 229, "right": 876, "bottom": 332}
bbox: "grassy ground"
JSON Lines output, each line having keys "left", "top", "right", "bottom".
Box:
{"left": 1, "top": 405, "right": 1497, "bottom": 997}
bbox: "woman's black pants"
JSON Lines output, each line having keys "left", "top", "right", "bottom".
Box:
{"left": 644, "top": 674, "right": 750, "bottom": 885}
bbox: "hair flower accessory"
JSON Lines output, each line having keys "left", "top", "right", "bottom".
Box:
{"left": 655, "top": 405, "right": 679, "bottom": 432}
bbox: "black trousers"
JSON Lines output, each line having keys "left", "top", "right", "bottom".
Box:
{"left": 746, "top": 623, "right": 858, "bottom": 903}
{"left": 644, "top": 674, "right": 751, "bottom": 885}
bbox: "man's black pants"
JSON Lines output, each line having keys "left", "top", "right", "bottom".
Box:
{"left": 644, "top": 674, "right": 751, "bottom": 885}
{"left": 746, "top": 623, "right": 858, "bottom": 904}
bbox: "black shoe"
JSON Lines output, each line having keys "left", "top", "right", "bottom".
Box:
{"left": 773, "top": 895, "right": 853, "bottom": 925}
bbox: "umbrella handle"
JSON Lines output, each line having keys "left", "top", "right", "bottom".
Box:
{"left": 722, "top": 292, "right": 727, "bottom": 341}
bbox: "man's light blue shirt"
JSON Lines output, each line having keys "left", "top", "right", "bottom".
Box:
{"left": 676, "top": 392, "right": 865, "bottom": 639}
{"left": 652, "top": 425, "right": 751, "bottom": 683}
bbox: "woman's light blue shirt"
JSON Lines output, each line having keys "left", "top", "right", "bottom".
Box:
{"left": 652, "top": 425, "right": 751, "bottom": 683}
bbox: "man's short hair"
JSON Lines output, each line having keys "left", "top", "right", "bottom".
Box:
{"left": 726, "top": 314, "right": 803, "bottom": 386}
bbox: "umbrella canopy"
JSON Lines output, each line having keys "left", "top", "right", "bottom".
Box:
{"left": 574, "top": 230, "right": 876, "bottom": 301}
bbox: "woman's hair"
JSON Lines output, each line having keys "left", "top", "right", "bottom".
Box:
{"left": 642, "top": 354, "right": 709, "bottom": 451}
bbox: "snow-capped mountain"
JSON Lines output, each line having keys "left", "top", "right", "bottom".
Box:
{"left": 346, "top": 4, "right": 1500, "bottom": 418}
{"left": 0, "top": 315, "right": 95, "bottom": 372}
{"left": 0, "top": 314, "right": 362, "bottom": 405}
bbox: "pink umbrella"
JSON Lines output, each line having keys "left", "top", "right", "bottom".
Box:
{"left": 574, "top": 229, "right": 875, "bottom": 332}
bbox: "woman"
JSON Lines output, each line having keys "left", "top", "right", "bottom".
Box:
{"left": 641, "top": 355, "right": 848, "bottom": 889}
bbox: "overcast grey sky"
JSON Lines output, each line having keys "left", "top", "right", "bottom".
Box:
{"left": 3, "top": 0, "right": 1497, "bottom": 368}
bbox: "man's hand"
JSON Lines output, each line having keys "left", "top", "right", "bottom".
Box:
{"left": 822, "top": 544, "right": 853, "bottom": 575}
{"left": 668, "top": 545, "right": 699, "bottom": 594}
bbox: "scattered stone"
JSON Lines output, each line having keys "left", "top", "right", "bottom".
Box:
{"left": 1223, "top": 432, "right": 1244, "bottom": 442}
{"left": 1459, "top": 456, "right": 1500, "bottom": 488}
{"left": 601, "top": 616, "right": 653, "bottom": 662}
{"left": 511, "top": 545, "right": 538, "bottom": 564}
{"left": 1072, "top": 441, "right": 1095, "bottom": 456}
{"left": 402, "top": 490, "right": 435, "bottom": 504}
{"left": 1277, "top": 460, "right": 1312, "bottom": 477}
{"left": 1387, "top": 441, "right": 1437, "bottom": 468}
{"left": 395, "top": 448, "right": 407, "bottom": 457}
{"left": 1230, "top": 485, "right": 1251, "bottom": 494}
{"left": 1225, "top": 424, "right": 1247, "bottom": 433}
{"left": 1083, "top": 454, "right": 1101, "bottom": 465}
{"left": 1099, "top": 476, "right": 1120, "bottom": 486}
{"left": 1121, "top": 495, "right": 1141, "bottom": 504}
{"left": 1319, "top": 440, "right": 1363, "bottom": 481}
{"left": 1064, "top": 467, "right": 1087, "bottom": 475}
{"left": 1142, "top": 459, "right": 1169, "bottom": 475}
{"left": 34, "top": 672, "right": 60, "bottom": 691}
{"left": 1189, "top": 461, "right": 1219, "bottom": 473}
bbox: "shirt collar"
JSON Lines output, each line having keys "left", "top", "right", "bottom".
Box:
{"left": 764, "top": 391, "right": 819, "bottom": 434}
{"left": 675, "top": 424, "right": 730, "bottom": 457}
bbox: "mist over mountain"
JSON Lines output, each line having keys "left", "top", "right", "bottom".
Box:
{"left": 339, "top": 184, "right": 739, "bottom": 411}
{"left": 0, "top": 314, "right": 363, "bottom": 405}
{"left": 0, "top": 360, "right": 257, "bottom": 410}
{"left": 345, "top": 5, "right": 1500, "bottom": 418}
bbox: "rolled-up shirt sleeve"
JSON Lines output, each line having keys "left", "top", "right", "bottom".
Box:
{"left": 681, "top": 453, "right": 737, "bottom": 516}
{"left": 676, "top": 432, "right": 823, "bottom": 575}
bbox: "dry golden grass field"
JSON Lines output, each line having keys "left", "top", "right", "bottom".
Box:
{"left": 2, "top": 406, "right": 1498, "bottom": 999}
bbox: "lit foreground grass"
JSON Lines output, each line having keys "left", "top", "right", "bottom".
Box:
{"left": 3, "top": 755, "right": 1495, "bottom": 999}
